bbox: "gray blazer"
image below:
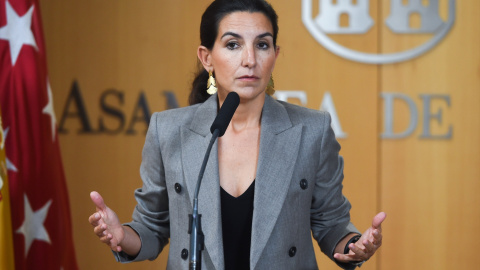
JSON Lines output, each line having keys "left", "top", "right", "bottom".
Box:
{"left": 114, "top": 94, "right": 359, "bottom": 269}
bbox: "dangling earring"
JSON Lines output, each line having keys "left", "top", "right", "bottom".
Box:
{"left": 266, "top": 74, "right": 275, "bottom": 95}
{"left": 206, "top": 70, "right": 217, "bottom": 95}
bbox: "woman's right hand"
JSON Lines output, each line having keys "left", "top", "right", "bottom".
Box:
{"left": 88, "top": 191, "right": 125, "bottom": 252}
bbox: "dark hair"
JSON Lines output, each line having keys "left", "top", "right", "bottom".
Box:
{"left": 189, "top": 0, "right": 279, "bottom": 105}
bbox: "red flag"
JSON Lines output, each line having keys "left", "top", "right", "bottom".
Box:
{"left": 0, "top": 0, "right": 78, "bottom": 269}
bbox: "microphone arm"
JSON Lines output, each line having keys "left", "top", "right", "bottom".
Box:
{"left": 189, "top": 128, "right": 220, "bottom": 270}
{"left": 188, "top": 91, "right": 239, "bottom": 270}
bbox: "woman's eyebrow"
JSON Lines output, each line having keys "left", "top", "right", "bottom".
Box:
{"left": 257, "top": 32, "right": 273, "bottom": 39}
{"left": 221, "top": 32, "right": 241, "bottom": 39}
{"left": 220, "top": 32, "right": 273, "bottom": 39}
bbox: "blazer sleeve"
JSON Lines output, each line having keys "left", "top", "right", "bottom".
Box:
{"left": 310, "top": 112, "right": 360, "bottom": 269}
{"left": 113, "top": 112, "right": 170, "bottom": 263}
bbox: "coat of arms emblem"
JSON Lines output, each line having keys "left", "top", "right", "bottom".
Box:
{"left": 302, "top": 0, "right": 456, "bottom": 64}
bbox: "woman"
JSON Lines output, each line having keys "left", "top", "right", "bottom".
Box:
{"left": 88, "top": 0, "right": 386, "bottom": 269}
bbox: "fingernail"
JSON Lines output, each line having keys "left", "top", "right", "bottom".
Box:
{"left": 94, "top": 213, "right": 99, "bottom": 219}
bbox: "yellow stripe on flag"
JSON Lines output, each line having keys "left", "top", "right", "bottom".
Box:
{"left": 0, "top": 111, "right": 15, "bottom": 270}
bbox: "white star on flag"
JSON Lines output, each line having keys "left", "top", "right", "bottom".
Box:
{"left": 42, "top": 80, "right": 57, "bottom": 142}
{"left": 0, "top": 0, "right": 38, "bottom": 66}
{"left": 3, "top": 127, "right": 18, "bottom": 172}
{"left": 16, "top": 194, "right": 52, "bottom": 256}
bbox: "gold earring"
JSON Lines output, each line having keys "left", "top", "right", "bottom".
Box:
{"left": 207, "top": 70, "right": 217, "bottom": 95}
{"left": 266, "top": 74, "right": 275, "bottom": 95}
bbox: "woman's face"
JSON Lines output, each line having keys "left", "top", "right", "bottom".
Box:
{"left": 201, "top": 12, "right": 279, "bottom": 102}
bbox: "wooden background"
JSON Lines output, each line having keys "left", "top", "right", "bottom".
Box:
{"left": 39, "top": 0, "right": 479, "bottom": 269}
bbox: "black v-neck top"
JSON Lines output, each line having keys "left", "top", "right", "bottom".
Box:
{"left": 220, "top": 180, "right": 255, "bottom": 270}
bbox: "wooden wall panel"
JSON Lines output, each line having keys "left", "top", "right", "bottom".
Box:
{"left": 379, "top": 1, "right": 480, "bottom": 269}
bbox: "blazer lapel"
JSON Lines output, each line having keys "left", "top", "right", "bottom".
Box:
{"left": 250, "top": 96, "right": 303, "bottom": 269}
{"left": 181, "top": 94, "right": 224, "bottom": 270}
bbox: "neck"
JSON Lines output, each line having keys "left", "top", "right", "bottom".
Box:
{"left": 218, "top": 93, "right": 265, "bottom": 132}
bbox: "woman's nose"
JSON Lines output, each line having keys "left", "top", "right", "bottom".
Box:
{"left": 241, "top": 45, "right": 256, "bottom": 68}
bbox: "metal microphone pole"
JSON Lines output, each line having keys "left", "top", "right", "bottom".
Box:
{"left": 189, "top": 129, "right": 220, "bottom": 270}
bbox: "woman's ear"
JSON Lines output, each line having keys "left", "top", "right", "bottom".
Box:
{"left": 197, "top": 45, "right": 212, "bottom": 71}
{"left": 275, "top": 45, "right": 280, "bottom": 59}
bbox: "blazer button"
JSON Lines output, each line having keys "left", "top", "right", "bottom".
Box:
{"left": 174, "top": 183, "right": 182, "bottom": 193}
{"left": 300, "top": 179, "right": 308, "bottom": 190}
{"left": 181, "top": 248, "right": 188, "bottom": 260}
{"left": 289, "top": 246, "right": 297, "bottom": 257}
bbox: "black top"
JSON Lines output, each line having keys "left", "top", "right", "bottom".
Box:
{"left": 220, "top": 180, "right": 255, "bottom": 270}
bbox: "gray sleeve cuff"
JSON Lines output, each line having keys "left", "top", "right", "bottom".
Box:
{"left": 325, "top": 222, "right": 363, "bottom": 270}
{"left": 319, "top": 222, "right": 360, "bottom": 265}
{"left": 112, "top": 222, "right": 168, "bottom": 263}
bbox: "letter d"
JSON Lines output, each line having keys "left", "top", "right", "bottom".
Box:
{"left": 381, "top": 93, "right": 418, "bottom": 139}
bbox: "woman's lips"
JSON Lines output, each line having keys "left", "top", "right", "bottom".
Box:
{"left": 237, "top": 75, "right": 259, "bottom": 81}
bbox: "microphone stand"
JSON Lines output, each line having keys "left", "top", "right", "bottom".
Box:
{"left": 189, "top": 129, "right": 220, "bottom": 270}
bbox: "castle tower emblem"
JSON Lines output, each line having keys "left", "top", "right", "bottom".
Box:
{"left": 386, "top": 0, "right": 445, "bottom": 33}
{"left": 315, "top": 0, "right": 374, "bottom": 34}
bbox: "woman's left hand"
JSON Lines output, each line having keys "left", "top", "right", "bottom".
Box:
{"left": 334, "top": 212, "right": 387, "bottom": 264}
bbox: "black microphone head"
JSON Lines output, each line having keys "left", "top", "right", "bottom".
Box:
{"left": 210, "top": 92, "right": 240, "bottom": 137}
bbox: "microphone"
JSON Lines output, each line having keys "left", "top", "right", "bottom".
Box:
{"left": 210, "top": 91, "right": 240, "bottom": 136}
{"left": 189, "top": 92, "right": 240, "bottom": 270}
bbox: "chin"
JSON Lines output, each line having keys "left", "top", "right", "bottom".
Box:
{"left": 235, "top": 89, "right": 266, "bottom": 102}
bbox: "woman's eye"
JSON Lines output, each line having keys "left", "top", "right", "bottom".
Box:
{"left": 226, "top": 42, "right": 239, "bottom": 50}
{"left": 257, "top": 42, "right": 270, "bottom": 50}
